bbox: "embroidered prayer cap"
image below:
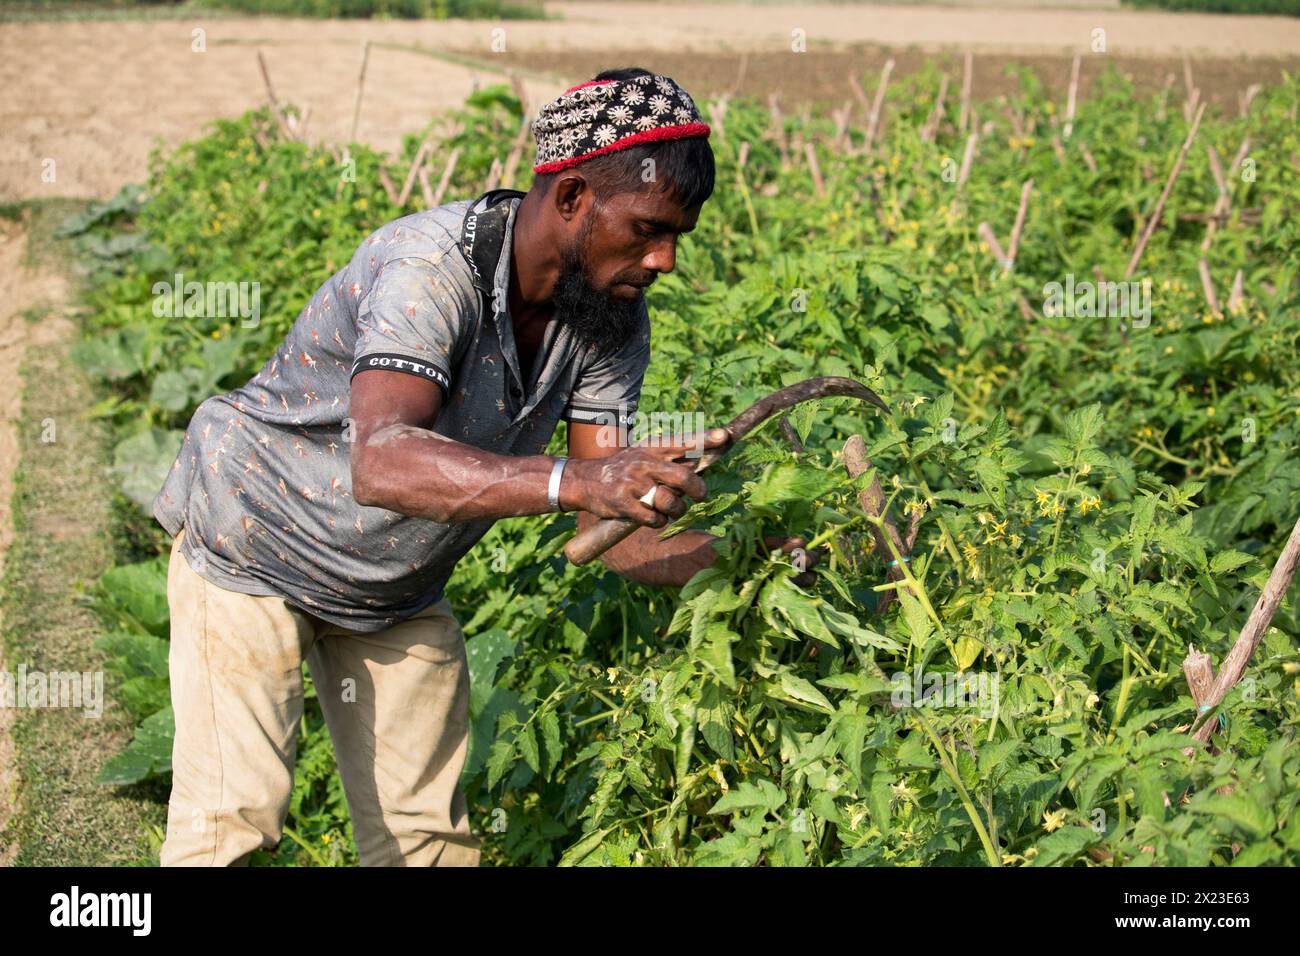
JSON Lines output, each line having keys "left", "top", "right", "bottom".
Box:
{"left": 531, "top": 72, "right": 711, "bottom": 174}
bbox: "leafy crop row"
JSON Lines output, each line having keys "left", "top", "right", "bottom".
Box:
{"left": 71, "top": 64, "right": 1300, "bottom": 865}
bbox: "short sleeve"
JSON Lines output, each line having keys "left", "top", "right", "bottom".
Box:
{"left": 351, "top": 254, "right": 479, "bottom": 400}
{"left": 562, "top": 301, "right": 651, "bottom": 427}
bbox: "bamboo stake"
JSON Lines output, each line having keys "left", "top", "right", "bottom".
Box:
{"left": 418, "top": 164, "right": 434, "bottom": 208}
{"left": 502, "top": 112, "right": 531, "bottom": 189}
{"left": 958, "top": 50, "right": 973, "bottom": 134}
{"left": 1227, "top": 269, "right": 1244, "bottom": 312}
{"left": 484, "top": 156, "right": 503, "bottom": 193}
{"left": 1201, "top": 145, "right": 1231, "bottom": 254}
{"left": 864, "top": 59, "right": 894, "bottom": 154}
{"left": 377, "top": 165, "right": 399, "bottom": 206}
{"left": 1126, "top": 101, "right": 1206, "bottom": 278}
{"left": 255, "top": 49, "right": 296, "bottom": 142}
{"left": 349, "top": 40, "right": 371, "bottom": 145}
{"left": 1007, "top": 106, "right": 1025, "bottom": 143}
{"left": 1239, "top": 83, "right": 1262, "bottom": 118}
{"left": 1064, "top": 53, "right": 1081, "bottom": 140}
{"left": 1006, "top": 179, "right": 1033, "bottom": 268}
{"left": 431, "top": 146, "right": 461, "bottom": 207}
{"left": 978, "top": 222, "right": 1033, "bottom": 319}
{"left": 1230, "top": 136, "right": 1252, "bottom": 177}
{"left": 843, "top": 435, "right": 913, "bottom": 615}
{"left": 921, "top": 75, "right": 950, "bottom": 144}
{"left": 1079, "top": 142, "right": 1097, "bottom": 173}
{"left": 768, "top": 93, "right": 790, "bottom": 170}
{"left": 256, "top": 48, "right": 280, "bottom": 106}
{"left": 832, "top": 99, "right": 853, "bottom": 152}
{"left": 804, "top": 142, "right": 825, "bottom": 198}
{"left": 956, "top": 131, "right": 977, "bottom": 189}
{"left": 1186, "top": 516, "right": 1300, "bottom": 746}
{"left": 396, "top": 137, "right": 433, "bottom": 209}
{"left": 1198, "top": 259, "right": 1221, "bottom": 317}
{"left": 848, "top": 72, "right": 871, "bottom": 126}
{"left": 708, "top": 98, "right": 728, "bottom": 143}
{"left": 978, "top": 222, "right": 1010, "bottom": 269}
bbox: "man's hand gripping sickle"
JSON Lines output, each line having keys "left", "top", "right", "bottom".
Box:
{"left": 563, "top": 376, "right": 890, "bottom": 568}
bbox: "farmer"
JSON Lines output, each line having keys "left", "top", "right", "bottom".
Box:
{"left": 152, "top": 66, "right": 816, "bottom": 867}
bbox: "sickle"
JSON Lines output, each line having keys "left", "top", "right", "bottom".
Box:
{"left": 563, "top": 376, "right": 889, "bottom": 566}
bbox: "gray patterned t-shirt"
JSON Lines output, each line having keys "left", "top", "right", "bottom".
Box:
{"left": 154, "top": 197, "right": 650, "bottom": 632}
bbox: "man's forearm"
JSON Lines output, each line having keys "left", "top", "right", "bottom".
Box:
{"left": 353, "top": 422, "right": 563, "bottom": 522}
{"left": 578, "top": 511, "right": 720, "bottom": 587}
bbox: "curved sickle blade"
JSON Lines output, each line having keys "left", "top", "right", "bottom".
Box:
{"left": 563, "top": 376, "right": 889, "bottom": 566}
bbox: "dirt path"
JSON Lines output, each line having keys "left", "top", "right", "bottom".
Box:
{"left": 0, "top": 204, "right": 167, "bottom": 866}
{"left": 0, "top": 212, "right": 72, "bottom": 865}
{"left": 2, "top": 2, "right": 1299, "bottom": 202}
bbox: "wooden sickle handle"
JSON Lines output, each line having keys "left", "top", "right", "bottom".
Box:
{"left": 564, "top": 516, "right": 642, "bottom": 566}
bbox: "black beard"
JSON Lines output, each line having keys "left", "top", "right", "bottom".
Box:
{"left": 551, "top": 222, "right": 645, "bottom": 356}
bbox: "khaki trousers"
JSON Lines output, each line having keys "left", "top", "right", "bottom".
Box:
{"left": 160, "top": 528, "right": 481, "bottom": 867}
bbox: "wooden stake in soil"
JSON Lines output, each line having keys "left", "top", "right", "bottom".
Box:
{"left": 255, "top": 49, "right": 296, "bottom": 142}
{"left": 431, "top": 146, "right": 461, "bottom": 207}
{"left": 396, "top": 137, "right": 433, "bottom": 209}
{"left": 1006, "top": 179, "right": 1033, "bottom": 268}
{"left": 956, "top": 131, "right": 978, "bottom": 189}
{"left": 864, "top": 59, "right": 895, "bottom": 154}
{"left": 1126, "top": 101, "right": 1207, "bottom": 279}
{"left": 1227, "top": 269, "right": 1245, "bottom": 312}
{"left": 1201, "top": 144, "right": 1232, "bottom": 254}
{"left": 484, "top": 156, "right": 503, "bottom": 193}
{"left": 921, "top": 75, "right": 950, "bottom": 144}
{"left": 1079, "top": 142, "right": 1098, "bottom": 174}
{"left": 804, "top": 142, "right": 825, "bottom": 198}
{"left": 377, "top": 165, "right": 400, "bottom": 206}
{"left": 843, "top": 435, "right": 914, "bottom": 615}
{"left": 1198, "top": 259, "right": 1222, "bottom": 317}
{"left": 1063, "top": 53, "right": 1081, "bottom": 141}
{"left": 418, "top": 164, "right": 434, "bottom": 208}
{"left": 768, "top": 93, "right": 790, "bottom": 170}
{"left": 1185, "top": 515, "right": 1300, "bottom": 746}
{"left": 349, "top": 40, "right": 371, "bottom": 145}
{"left": 958, "top": 50, "right": 973, "bottom": 135}
{"left": 1239, "top": 83, "right": 1262, "bottom": 118}
{"left": 502, "top": 112, "right": 532, "bottom": 190}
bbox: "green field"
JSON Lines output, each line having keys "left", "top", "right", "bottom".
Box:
{"left": 49, "top": 63, "right": 1300, "bottom": 866}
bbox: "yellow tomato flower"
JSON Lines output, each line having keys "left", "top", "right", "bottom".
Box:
{"left": 1043, "top": 808, "right": 1068, "bottom": 833}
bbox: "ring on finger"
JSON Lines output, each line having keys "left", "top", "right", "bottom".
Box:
{"left": 638, "top": 482, "right": 659, "bottom": 507}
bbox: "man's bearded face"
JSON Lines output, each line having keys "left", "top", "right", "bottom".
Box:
{"left": 551, "top": 207, "right": 646, "bottom": 356}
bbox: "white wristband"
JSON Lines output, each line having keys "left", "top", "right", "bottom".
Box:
{"left": 548, "top": 457, "right": 568, "bottom": 512}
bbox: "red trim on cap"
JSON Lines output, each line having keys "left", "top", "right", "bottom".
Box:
{"left": 563, "top": 79, "right": 616, "bottom": 95}
{"left": 532, "top": 122, "right": 712, "bottom": 174}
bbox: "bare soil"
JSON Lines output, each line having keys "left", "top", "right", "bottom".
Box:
{"left": 2, "top": 2, "right": 1299, "bottom": 202}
